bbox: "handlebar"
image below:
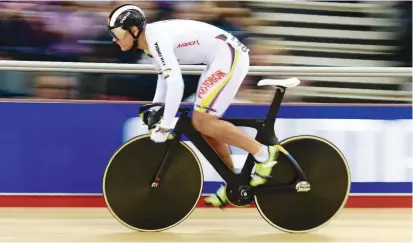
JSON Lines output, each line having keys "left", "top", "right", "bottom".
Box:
{"left": 139, "top": 103, "right": 191, "bottom": 128}
{"left": 138, "top": 102, "right": 165, "bottom": 114}
{"left": 139, "top": 103, "right": 191, "bottom": 115}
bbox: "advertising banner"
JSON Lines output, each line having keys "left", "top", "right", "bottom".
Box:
{"left": 0, "top": 101, "right": 411, "bottom": 207}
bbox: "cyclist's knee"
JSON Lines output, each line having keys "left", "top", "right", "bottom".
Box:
{"left": 192, "top": 111, "right": 217, "bottom": 134}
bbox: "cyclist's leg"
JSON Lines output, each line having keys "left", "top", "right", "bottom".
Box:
{"left": 193, "top": 49, "right": 275, "bottom": 163}
{"left": 203, "top": 134, "right": 235, "bottom": 173}
{"left": 193, "top": 48, "right": 263, "bottom": 158}
{"left": 193, "top": 63, "right": 236, "bottom": 173}
{"left": 192, "top": 46, "right": 278, "bottom": 207}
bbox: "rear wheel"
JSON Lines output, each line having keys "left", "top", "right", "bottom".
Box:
{"left": 254, "top": 135, "right": 350, "bottom": 233}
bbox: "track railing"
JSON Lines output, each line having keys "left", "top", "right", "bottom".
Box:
{"left": 0, "top": 60, "right": 411, "bottom": 101}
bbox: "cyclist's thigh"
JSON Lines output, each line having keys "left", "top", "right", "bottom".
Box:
{"left": 194, "top": 46, "right": 249, "bottom": 117}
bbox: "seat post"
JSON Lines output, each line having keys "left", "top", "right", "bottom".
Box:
{"left": 266, "top": 86, "right": 286, "bottom": 122}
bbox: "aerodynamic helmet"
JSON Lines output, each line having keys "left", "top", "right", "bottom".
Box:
{"left": 107, "top": 4, "right": 146, "bottom": 42}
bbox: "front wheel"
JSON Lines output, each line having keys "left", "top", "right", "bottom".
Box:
{"left": 102, "top": 135, "right": 204, "bottom": 232}
{"left": 254, "top": 135, "right": 351, "bottom": 233}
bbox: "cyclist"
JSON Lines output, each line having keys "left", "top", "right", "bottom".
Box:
{"left": 107, "top": 4, "right": 279, "bottom": 207}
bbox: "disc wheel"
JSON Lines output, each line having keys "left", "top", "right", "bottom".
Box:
{"left": 103, "top": 135, "right": 203, "bottom": 232}
{"left": 254, "top": 135, "right": 350, "bottom": 233}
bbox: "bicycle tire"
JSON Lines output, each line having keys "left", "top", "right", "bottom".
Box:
{"left": 254, "top": 135, "right": 351, "bottom": 233}
{"left": 103, "top": 134, "right": 203, "bottom": 232}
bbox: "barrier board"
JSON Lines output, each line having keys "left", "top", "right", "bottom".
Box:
{"left": 0, "top": 102, "right": 411, "bottom": 208}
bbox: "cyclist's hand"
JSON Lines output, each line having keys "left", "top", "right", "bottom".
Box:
{"left": 140, "top": 106, "right": 163, "bottom": 129}
{"left": 150, "top": 124, "right": 170, "bottom": 143}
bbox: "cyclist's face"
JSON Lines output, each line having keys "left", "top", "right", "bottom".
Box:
{"left": 115, "top": 31, "right": 134, "bottom": 51}
{"left": 108, "top": 18, "right": 135, "bottom": 51}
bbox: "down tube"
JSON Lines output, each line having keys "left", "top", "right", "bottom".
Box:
{"left": 182, "top": 121, "right": 242, "bottom": 186}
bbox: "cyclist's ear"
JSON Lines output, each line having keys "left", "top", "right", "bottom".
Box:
{"left": 130, "top": 26, "right": 140, "bottom": 35}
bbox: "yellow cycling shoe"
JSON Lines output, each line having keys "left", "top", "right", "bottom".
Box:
{"left": 204, "top": 185, "right": 228, "bottom": 208}
{"left": 250, "top": 145, "right": 279, "bottom": 186}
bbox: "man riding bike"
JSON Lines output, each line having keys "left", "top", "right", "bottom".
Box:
{"left": 107, "top": 4, "right": 279, "bottom": 208}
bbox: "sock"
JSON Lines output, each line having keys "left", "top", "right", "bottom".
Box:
{"left": 253, "top": 145, "right": 269, "bottom": 163}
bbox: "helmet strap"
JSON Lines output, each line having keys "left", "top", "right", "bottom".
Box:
{"left": 128, "top": 27, "right": 144, "bottom": 59}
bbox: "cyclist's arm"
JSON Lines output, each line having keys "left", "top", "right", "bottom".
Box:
{"left": 153, "top": 71, "right": 167, "bottom": 103}
{"left": 147, "top": 35, "right": 184, "bottom": 130}
{"left": 145, "top": 54, "right": 167, "bottom": 103}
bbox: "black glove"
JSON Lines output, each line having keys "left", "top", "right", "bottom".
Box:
{"left": 141, "top": 105, "right": 164, "bottom": 130}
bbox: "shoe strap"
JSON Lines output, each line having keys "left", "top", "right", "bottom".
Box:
{"left": 253, "top": 171, "right": 272, "bottom": 180}
{"left": 215, "top": 193, "right": 226, "bottom": 205}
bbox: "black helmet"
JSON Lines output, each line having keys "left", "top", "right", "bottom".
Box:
{"left": 107, "top": 4, "right": 146, "bottom": 45}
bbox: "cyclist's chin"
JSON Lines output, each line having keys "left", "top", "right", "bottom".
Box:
{"left": 118, "top": 43, "right": 133, "bottom": 52}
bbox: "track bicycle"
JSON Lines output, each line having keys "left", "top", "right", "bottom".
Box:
{"left": 102, "top": 78, "right": 351, "bottom": 233}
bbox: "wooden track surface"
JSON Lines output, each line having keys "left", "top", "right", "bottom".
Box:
{"left": 0, "top": 208, "right": 411, "bottom": 242}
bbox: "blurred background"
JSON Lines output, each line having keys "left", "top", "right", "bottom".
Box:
{"left": 0, "top": 0, "right": 411, "bottom": 104}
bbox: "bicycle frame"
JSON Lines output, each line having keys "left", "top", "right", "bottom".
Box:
{"left": 147, "top": 87, "right": 308, "bottom": 195}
